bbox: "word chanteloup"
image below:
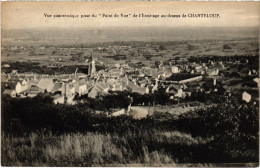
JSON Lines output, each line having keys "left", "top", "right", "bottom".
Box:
{"left": 187, "top": 13, "right": 220, "bottom": 18}
{"left": 135, "top": 13, "right": 220, "bottom": 18}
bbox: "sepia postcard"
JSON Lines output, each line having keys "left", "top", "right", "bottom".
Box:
{"left": 1, "top": 1, "right": 259, "bottom": 167}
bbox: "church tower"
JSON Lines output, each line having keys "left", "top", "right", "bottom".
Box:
{"left": 91, "top": 59, "right": 96, "bottom": 76}
{"left": 88, "top": 51, "right": 96, "bottom": 77}
{"left": 88, "top": 54, "right": 91, "bottom": 76}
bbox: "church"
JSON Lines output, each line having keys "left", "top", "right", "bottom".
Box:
{"left": 88, "top": 52, "right": 96, "bottom": 77}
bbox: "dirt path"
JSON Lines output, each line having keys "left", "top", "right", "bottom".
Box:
{"left": 129, "top": 106, "right": 149, "bottom": 119}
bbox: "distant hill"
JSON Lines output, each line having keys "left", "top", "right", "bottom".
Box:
{"left": 2, "top": 27, "right": 259, "bottom": 44}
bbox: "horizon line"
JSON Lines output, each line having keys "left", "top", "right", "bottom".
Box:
{"left": 2, "top": 25, "right": 259, "bottom": 31}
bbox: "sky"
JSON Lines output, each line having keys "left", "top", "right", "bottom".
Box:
{"left": 1, "top": 1, "right": 259, "bottom": 29}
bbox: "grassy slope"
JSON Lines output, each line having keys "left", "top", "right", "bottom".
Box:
{"left": 2, "top": 131, "right": 209, "bottom": 166}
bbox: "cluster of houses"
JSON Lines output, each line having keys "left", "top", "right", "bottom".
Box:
{"left": 2, "top": 55, "right": 259, "bottom": 106}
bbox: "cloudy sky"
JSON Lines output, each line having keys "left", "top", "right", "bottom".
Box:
{"left": 1, "top": 1, "right": 259, "bottom": 29}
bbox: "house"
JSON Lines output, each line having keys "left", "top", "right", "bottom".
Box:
{"left": 74, "top": 81, "right": 88, "bottom": 97}
{"left": 69, "top": 85, "right": 76, "bottom": 97}
{"left": 164, "top": 71, "right": 173, "bottom": 78}
{"left": 67, "top": 95, "right": 76, "bottom": 105}
{"left": 109, "top": 69, "right": 121, "bottom": 78}
{"left": 26, "top": 85, "right": 44, "bottom": 97}
{"left": 137, "top": 72, "right": 145, "bottom": 78}
{"left": 11, "top": 70, "right": 18, "bottom": 75}
{"left": 97, "top": 70, "right": 110, "bottom": 78}
{"left": 195, "top": 65, "right": 202, "bottom": 70}
{"left": 112, "top": 83, "right": 123, "bottom": 91}
{"left": 134, "top": 86, "right": 149, "bottom": 95}
{"left": 16, "top": 80, "right": 29, "bottom": 94}
{"left": 138, "top": 80, "right": 147, "bottom": 88}
{"left": 61, "top": 83, "right": 75, "bottom": 97}
{"left": 181, "top": 83, "right": 188, "bottom": 90}
{"left": 248, "top": 70, "right": 252, "bottom": 76}
{"left": 77, "top": 73, "right": 87, "bottom": 79}
{"left": 253, "top": 78, "right": 259, "bottom": 87}
{"left": 107, "top": 78, "right": 117, "bottom": 86}
{"left": 121, "top": 77, "right": 131, "bottom": 89}
{"left": 242, "top": 91, "right": 251, "bottom": 103}
{"left": 166, "top": 84, "right": 183, "bottom": 98}
{"left": 207, "top": 68, "right": 219, "bottom": 76}
{"left": 37, "top": 78, "right": 55, "bottom": 92}
{"left": 126, "top": 81, "right": 149, "bottom": 95}
{"left": 52, "top": 82, "right": 63, "bottom": 93}
{"left": 52, "top": 94, "right": 65, "bottom": 104}
{"left": 252, "top": 69, "right": 257, "bottom": 75}
{"left": 65, "top": 83, "right": 76, "bottom": 104}
{"left": 1, "top": 73, "right": 8, "bottom": 82}
{"left": 21, "top": 79, "right": 28, "bottom": 85}
{"left": 2, "top": 89, "right": 16, "bottom": 97}
{"left": 143, "top": 68, "right": 153, "bottom": 77}
{"left": 151, "top": 81, "right": 159, "bottom": 93}
{"left": 88, "top": 82, "right": 110, "bottom": 98}
{"left": 8, "top": 75, "right": 19, "bottom": 83}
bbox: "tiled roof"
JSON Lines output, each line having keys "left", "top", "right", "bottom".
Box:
{"left": 53, "top": 82, "right": 63, "bottom": 91}
{"left": 3, "top": 89, "right": 15, "bottom": 95}
{"left": 37, "top": 78, "right": 54, "bottom": 89}
{"left": 126, "top": 81, "right": 147, "bottom": 94}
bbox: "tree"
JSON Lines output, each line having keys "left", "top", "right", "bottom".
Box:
{"left": 153, "top": 91, "right": 170, "bottom": 105}
{"left": 159, "top": 45, "right": 167, "bottom": 50}
{"left": 223, "top": 44, "right": 232, "bottom": 50}
{"left": 195, "top": 97, "right": 259, "bottom": 162}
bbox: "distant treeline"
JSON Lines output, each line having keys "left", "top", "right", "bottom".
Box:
{"left": 104, "top": 55, "right": 127, "bottom": 60}
{"left": 188, "top": 55, "right": 259, "bottom": 65}
{"left": 2, "top": 61, "right": 105, "bottom": 75}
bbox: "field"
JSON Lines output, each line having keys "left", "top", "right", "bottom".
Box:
{"left": 2, "top": 27, "right": 259, "bottom": 66}
{"left": 2, "top": 131, "right": 207, "bottom": 166}
{"left": 3, "top": 130, "right": 257, "bottom": 167}
{"left": 129, "top": 103, "right": 202, "bottom": 119}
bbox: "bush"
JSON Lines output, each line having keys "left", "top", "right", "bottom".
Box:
{"left": 1, "top": 94, "right": 258, "bottom": 164}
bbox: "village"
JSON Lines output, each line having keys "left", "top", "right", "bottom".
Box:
{"left": 1, "top": 2, "right": 259, "bottom": 166}
{"left": 1, "top": 45, "right": 259, "bottom": 117}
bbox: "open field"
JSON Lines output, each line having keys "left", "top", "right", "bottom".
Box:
{"left": 129, "top": 103, "right": 204, "bottom": 119}
{"left": 2, "top": 27, "right": 259, "bottom": 67}
{"left": 2, "top": 38, "right": 258, "bottom": 66}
